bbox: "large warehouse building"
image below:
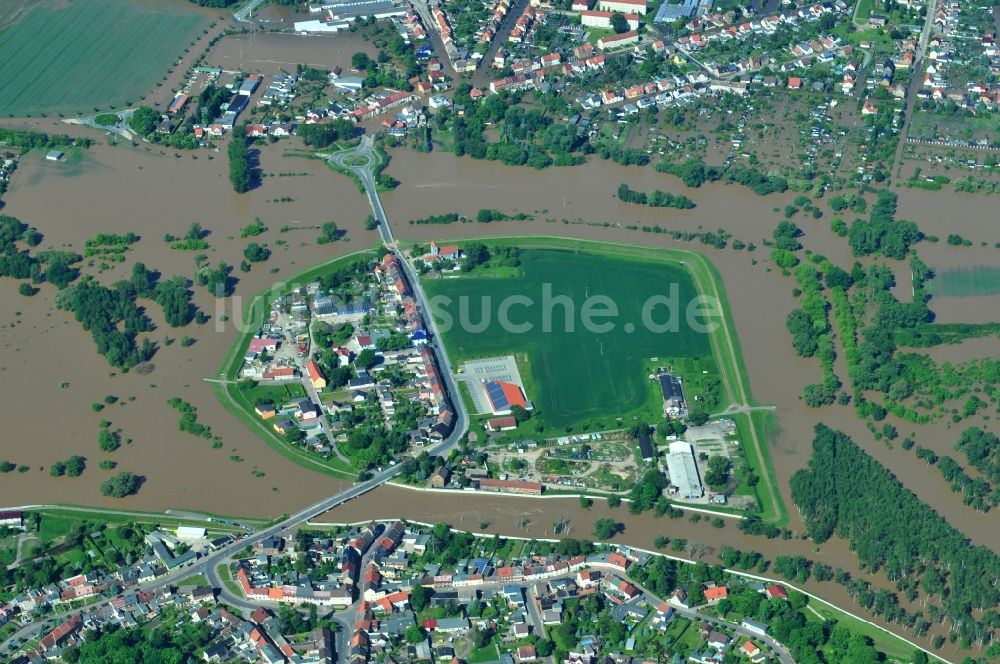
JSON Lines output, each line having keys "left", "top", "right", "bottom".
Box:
{"left": 666, "top": 441, "right": 703, "bottom": 499}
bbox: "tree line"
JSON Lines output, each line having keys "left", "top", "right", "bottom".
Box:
{"left": 228, "top": 125, "right": 253, "bottom": 193}
{"left": 0, "top": 128, "right": 90, "bottom": 151}
{"left": 616, "top": 183, "right": 695, "bottom": 209}
{"left": 791, "top": 423, "right": 1000, "bottom": 649}
{"left": 656, "top": 158, "right": 788, "bottom": 195}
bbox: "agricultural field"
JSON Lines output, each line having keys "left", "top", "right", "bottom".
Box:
{"left": 929, "top": 265, "right": 1000, "bottom": 297}
{"left": 0, "top": 0, "right": 207, "bottom": 117}
{"left": 424, "top": 248, "right": 715, "bottom": 431}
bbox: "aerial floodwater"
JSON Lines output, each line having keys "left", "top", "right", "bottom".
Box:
{"left": 0, "top": 143, "right": 997, "bottom": 550}
{"left": 0, "top": 143, "right": 374, "bottom": 517}
{"left": 3, "top": 2, "right": 1000, "bottom": 660}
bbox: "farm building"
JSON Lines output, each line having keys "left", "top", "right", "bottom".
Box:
{"left": 168, "top": 94, "right": 190, "bottom": 114}
{"left": 483, "top": 380, "right": 531, "bottom": 415}
{"left": 659, "top": 374, "right": 686, "bottom": 417}
{"left": 0, "top": 511, "right": 24, "bottom": 530}
{"left": 45, "top": 150, "right": 64, "bottom": 161}
{"left": 637, "top": 433, "right": 655, "bottom": 461}
{"left": 486, "top": 416, "right": 518, "bottom": 432}
{"left": 665, "top": 441, "right": 703, "bottom": 499}
{"left": 307, "top": 360, "right": 327, "bottom": 389}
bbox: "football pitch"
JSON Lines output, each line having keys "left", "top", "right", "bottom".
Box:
{"left": 929, "top": 265, "right": 1000, "bottom": 297}
{"left": 424, "top": 248, "right": 714, "bottom": 429}
{"left": 0, "top": 0, "right": 207, "bottom": 117}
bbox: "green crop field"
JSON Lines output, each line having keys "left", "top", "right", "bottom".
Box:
{"left": 929, "top": 266, "right": 1000, "bottom": 297}
{"left": 0, "top": 0, "right": 207, "bottom": 117}
{"left": 424, "top": 249, "right": 715, "bottom": 430}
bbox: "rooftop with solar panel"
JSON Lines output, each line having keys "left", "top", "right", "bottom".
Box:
{"left": 455, "top": 355, "right": 532, "bottom": 416}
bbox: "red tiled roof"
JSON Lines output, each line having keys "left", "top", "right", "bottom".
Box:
{"left": 766, "top": 584, "right": 788, "bottom": 599}
{"left": 306, "top": 360, "right": 324, "bottom": 381}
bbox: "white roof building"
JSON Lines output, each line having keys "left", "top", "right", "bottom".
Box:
{"left": 176, "top": 526, "right": 208, "bottom": 541}
{"left": 666, "top": 441, "right": 703, "bottom": 499}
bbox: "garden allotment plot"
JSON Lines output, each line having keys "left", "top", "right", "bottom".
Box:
{"left": 0, "top": 0, "right": 206, "bottom": 117}
{"left": 426, "top": 249, "right": 713, "bottom": 429}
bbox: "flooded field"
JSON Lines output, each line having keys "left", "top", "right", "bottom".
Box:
{"left": 895, "top": 188, "right": 1000, "bottom": 322}
{"left": 0, "top": 141, "right": 376, "bottom": 517}
{"left": 321, "top": 485, "right": 968, "bottom": 661}
{"left": 205, "top": 30, "right": 377, "bottom": 77}
{"left": 381, "top": 151, "right": 1000, "bottom": 547}
{"left": 0, "top": 134, "right": 996, "bottom": 563}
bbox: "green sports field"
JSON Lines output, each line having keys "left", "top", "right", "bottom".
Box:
{"left": 929, "top": 266, "right": 1000, "bottom": 297}
{"left": 424, "top": 248, "right": 715, "bottom": 429}
{"left": 0, "top": 0, "right": 207, "bottom": 117}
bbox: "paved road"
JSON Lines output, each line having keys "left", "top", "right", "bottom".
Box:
{"left": 1, "top": 141, "right": 472, "bottom": 661}
{"left": 469, "top": 0, "right": 533, "bottom": 87}
{"left": 324, "top": 141, "right": 470, "bottom": 453}
{"left": 892, "top": 0, "right": 939, "bottom": 171}
{"left": 63, "top": 109, "right": 137, "bottom": 140}
{"left": 410, "top": 0, "right": 460, "bottom": 78}
{"left": 302, "top": 322, "right": 353, "bottom": 466}
{"left": 326, "top": 137, "right": 394, "bottom": 246}
{"left": 234, "top": 0, "right": 268, "bottom": 23}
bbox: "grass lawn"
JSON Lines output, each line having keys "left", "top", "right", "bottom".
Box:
{"left": 0, "top": 0, "right": 207, "bottom": 116}
{"left": 586, "top": 27, "right": 615, "bottom": 45}
{"left": 217, "top": 563, "right": 244, "bottom": 598}
{"left": 908, "top": 110, "right": 1000, "bottom": 142}
{"left": 468, "top": 642, "right": 500, "bottom": 663}
{"left": 37, "top": 514, "right": 77, "bottom": 543}
{"left": 663, "top": 616, "right": 701, "bottom": 652}
{"left": 855, "top": 0, "right": 873, "bottom": 21}
{"left": 0, "top": 536, "right": 17, "bottom": 567}
{"left": 928, "top": 266, "right": 1000, "bottom": 297}
{"left": 812, "top": 602, "right": 919, "bottom": 662}
{"left": 424, "top": 248, "right": 714, "bottom": 432}
{"left": 241, "top": 383, "right": 307, "bottom": 409}
{"left": 732, "top": 411, "right": 784, "bottom": 523}
{"left": 176, "top": 573, "right": 209, "bottom": 587}
{"left": 410, "top": 235, "right": 786, "bottom": 523}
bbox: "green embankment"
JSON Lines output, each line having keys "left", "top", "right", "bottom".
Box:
{"left": 409, "top": 235, "right": 786, "bottom": 523}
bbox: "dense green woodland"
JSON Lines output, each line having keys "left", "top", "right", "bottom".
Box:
{"left": 655, "top": 158, "right": 789, "bottom": 195}
{"left": 0, "top": 211, "right": 201, "bottom": 369}
{"left": 847, "top": 190, "right": 922, "bottom": 260}
{"left": 955, "top": 427, "right": 1000, "bottom": 487}
{"left": 0, "top": 128, "right": 90, "bottom": 151}
{"left": 228, "top": 125, "right": 253, "bottom": 193}
{"left": 791, "top": 424, "right": 1000, "bottom": 650}
{"left": 617, "top": 183, "right": 695, "bottom": 209}
{"left": 63, "top": 617, "right": 212, "bottom": 663}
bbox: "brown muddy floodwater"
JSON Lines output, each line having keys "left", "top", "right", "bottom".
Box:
{"left": 0, "top": 141, "right": 996, "bottom": 563}
{"left": 0, "top": 141, "right": 377, "bottom": 517}
{"left": 206, "top": 31, "right": 378, "bottom": 77}
{"left": 380, "top": 151, "right": 1000, "bottom": 549}
{"left": 895, "top": 188, "right": 1000, "bottom": 323}
{"left": 322, "top": 485, "right": 967, "bottom": 661}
